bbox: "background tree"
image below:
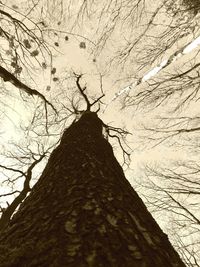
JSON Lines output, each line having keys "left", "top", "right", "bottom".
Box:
{"left": 136, "top": 162, "right": 200, "bottom": 266}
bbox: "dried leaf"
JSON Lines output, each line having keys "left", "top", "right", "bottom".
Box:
{"left": 12, "top": 5, "right": 18, "bottom": 9}
{"left": 51, "top": 67, "right": 56, "bottom": 75}
{"left": 42, "top": 62, "right": 47, "bottom": 69}
{"left": 30, "top": 50, "right": 39, "bottom": 57}
{"left": 23, "top": 39, "right": 31, "bottom": 49}
{"left": 14, "top": 67, "right": 22, "bottom": 74}
{"left": 79, "top": 42, "right": 86, "bottom": 49}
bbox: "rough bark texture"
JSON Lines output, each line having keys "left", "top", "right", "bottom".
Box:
{"left": 0, "top": 112, "right": 186, "bottom": 267}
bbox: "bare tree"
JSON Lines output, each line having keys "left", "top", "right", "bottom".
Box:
{"left": 0, "top": 99, "right": 186, "bottom": 266}
{"left": 1, "top": 0, "right": 200, "bottom": 266}
{"left": 136, "top": 162, "right": 200, "bottom": 267}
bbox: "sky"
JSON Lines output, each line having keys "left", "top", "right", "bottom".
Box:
{"left": 0, "top": 0, "right": 199, "bottom": 195}
{"left": 0, "top": 1, "right": 200, "bottom": 264}
{"left": 0, "top": 0, "right": 199, "bottom": 202}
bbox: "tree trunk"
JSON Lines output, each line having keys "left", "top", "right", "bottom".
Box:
{"left": 0, "top": 112, "right": 186, "bottom": 267}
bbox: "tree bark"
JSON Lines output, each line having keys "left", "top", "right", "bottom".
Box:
{"left": 0, "top": 111, "right": 186, "bottom": 267}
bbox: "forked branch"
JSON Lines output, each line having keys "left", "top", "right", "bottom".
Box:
{"left": 74, "top": 73, "right": 105, "bottom": 112}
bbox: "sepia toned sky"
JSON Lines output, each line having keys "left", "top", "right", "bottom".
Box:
{"left": 0, "top": 0, "right": 199, "bottom": 203}
{"left": 0, "top": 1, "right": 199, "bottom": 179}
{"left": 1, "top": 0, "right": 200, "bottom": 263}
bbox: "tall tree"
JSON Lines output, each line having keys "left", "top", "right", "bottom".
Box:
{"left": 1, "top": 1, "right": 200, "bottom": 265}
{"left": 0, "top": 111, "right": 186, "bottom": 267}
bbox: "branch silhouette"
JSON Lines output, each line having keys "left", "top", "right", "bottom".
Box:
{"left": 0, "top": 65, "right": 57, "bottom": 113}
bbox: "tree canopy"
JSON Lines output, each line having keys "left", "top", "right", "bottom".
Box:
{"left": 0, "top": 0, "right": 200, "bottom": 266}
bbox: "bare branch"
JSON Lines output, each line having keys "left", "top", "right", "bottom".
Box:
{"left": 0, "top": 65, "right": 57, "bottom": 114}
{"left": 74, "top": 73, "right": 105, "bottom": 112}
{"left": 0, "top": 153, "right": 46, "bottom": 230}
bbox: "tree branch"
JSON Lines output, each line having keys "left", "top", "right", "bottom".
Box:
{"left": 0, "top": 65, "right": 57, "bottom": 114}
{"left": 0, "top": 153, "right": 46, "bottom": 230}
{"left": 74, "top": 73, "right": 105, "bottom": 112}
